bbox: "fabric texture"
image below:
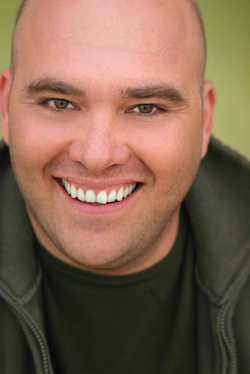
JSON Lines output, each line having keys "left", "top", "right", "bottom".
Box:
{"left": 37, "top": 206, "right": 197, "bottom": 374}
{"left": 0, "top": 136, "right": 250, "bottom": 374}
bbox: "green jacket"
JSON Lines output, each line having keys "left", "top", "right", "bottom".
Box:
{"left": 0, "top": 137, "right": 250, "bottom": 374}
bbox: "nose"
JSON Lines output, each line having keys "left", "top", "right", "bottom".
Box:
{"left": 69, "top": 113, "right": 130, "bottom": 173}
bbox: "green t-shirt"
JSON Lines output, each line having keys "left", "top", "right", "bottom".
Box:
{"left": 37, "top": 207, "right": 197, "bottom": 374}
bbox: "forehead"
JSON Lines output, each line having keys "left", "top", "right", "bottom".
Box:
{"left": 14, "top": 0, "right": 199, "bottom": 91}
{"left": 23, "top": 0, "right": 185, "bottom": 43}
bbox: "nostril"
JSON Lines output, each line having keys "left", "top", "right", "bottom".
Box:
{"left": 68, "top": 138, "right": 130, "bottom": 174}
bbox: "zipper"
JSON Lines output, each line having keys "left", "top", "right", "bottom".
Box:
{"left": 220, "top": 271, "right": 250, "bottom": 374}
{"left": 0, "top": 287, "right": 50, "bottom": 374}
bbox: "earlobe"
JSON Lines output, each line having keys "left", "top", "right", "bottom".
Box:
{"left": 201, "top": 80, "right": 216, "bottom": 158}
{"left": 0, "top": 68, "right": 12, "bottom": 145}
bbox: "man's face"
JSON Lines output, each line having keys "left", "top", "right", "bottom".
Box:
{"left": 1, "top": 0, "right": 214, "bottom": 273}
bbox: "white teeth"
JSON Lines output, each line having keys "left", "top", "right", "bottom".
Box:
{"left": 62, "top": 179, "right": 137, "bottom": 205}
{"left": 107, "top": 189, "right": 116, "bottom": 202}
{"left": 123, "top": 187, "right": 129, "bottom": 198}
{"left": 116, "top": 187, "right": 124, "bottom": 201}
{"left": 86, "top": 190, "right": 96, "bottom": 203}
{"left": 66, "top": 182, "right": 71, "bottom": 195}
{"left": 78, "top": 188, "right": 85, "bottom": 202}
{"left": 71, "top": 185, "right": 77, "bottom": 198}
{"left": 96, "top": 191, "right": 108, "bottom": 204}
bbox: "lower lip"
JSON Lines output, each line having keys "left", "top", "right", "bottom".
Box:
{"left": 56, "top": 179, "right": 141, "bottom": 216}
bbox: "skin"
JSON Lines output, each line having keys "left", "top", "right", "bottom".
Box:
{"left": 0, "top": 0, "right": 216, "bottom": 274}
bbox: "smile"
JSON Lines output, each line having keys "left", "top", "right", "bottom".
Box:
{"left": 62, "top": 179, "right": 137, "bottom": 205}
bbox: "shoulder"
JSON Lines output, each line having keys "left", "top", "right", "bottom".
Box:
{"left": 185, "top": 136, "right": 250, "bottom": 302}
{"left": 0, "top": 140, "right": 11, "bottom": 175}
{"left": 204, "top": 136, "right": 250, "bottom": 182}
{"left": 188, "top": 136, "right": 250, "bottom": 210}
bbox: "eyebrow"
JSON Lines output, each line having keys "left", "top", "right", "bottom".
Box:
{"left": 22, "top": 79, "right": 188, "bottom": 106}
{"left": 22, "top": 79, "right": 85, "bottom": 97}
{"left": 120, "top": 86, "right": 188, "bottom": 105}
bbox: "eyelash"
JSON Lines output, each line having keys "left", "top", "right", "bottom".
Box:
{"left": 40, "top": 99, "right": 167, "bottom": 116}
{"left": 128, "top": 104, "right": 167, "bottom": 117}
{"left": 40, "top": 99, "right": 77, "bottom": 113}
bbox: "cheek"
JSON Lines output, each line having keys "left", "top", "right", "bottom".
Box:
{"left": 8, "top": 113, "right": 72, "bottom": 172}
{"left": 130, "top": 120, "right": 203, "bottom": 204}
{"left": 132, "top": 123, "right": 202, "bottom": 176}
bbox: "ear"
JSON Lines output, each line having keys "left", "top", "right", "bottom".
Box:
{"left": 0, "top": 68, "right": 12, "bottom": 145}
{"left": 201, "top": 80, "right": 216, "bottom": 158}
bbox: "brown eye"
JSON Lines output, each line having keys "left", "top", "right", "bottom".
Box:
{"left": 130, "top": 104, "right": 159, "bottom": 115}
{"left": 138, "top": 104, "right": 154, "bottom": 113}
{"left": 46, "top": 99, "right": 75, "bottom": 110}
{"left": 54, "top": 99, "right": 69, "bottom": 109}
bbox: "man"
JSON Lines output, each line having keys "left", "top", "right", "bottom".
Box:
{"left": 0, "top": 0, "right": 250, "bottom": 373}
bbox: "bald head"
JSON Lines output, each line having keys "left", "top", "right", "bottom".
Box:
{"left": 11, "top": 0, "right": 30, "bottom": 73}
{"left": 11, "top": 0, "right": 207, "bottom": 82}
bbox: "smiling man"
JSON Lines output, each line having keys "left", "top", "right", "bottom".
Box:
{"left": 0, "top": 0, "right": 250, "bottom": 373}
{"left": 2, "top": 0, "right": 213, "bottom": 275}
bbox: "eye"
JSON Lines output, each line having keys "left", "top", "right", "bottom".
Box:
{"left": 47, "top": 99, "right": 75, "bottom": 110}
{"left": 130, "top": 104, "right": 160, "bottom": 115}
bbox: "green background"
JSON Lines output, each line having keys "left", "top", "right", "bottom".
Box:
{"left": 0, "top": 0, "right": 250, "bottom": 158}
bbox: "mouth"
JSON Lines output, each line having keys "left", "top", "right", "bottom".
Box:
{"left": 61, "top": 179, "right": 138, "bottom": 205}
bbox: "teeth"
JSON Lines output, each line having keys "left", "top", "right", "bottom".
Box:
{"left": 96, "top": 191, "right": 108, "bottom": 204}
{"left": 116, "top": 187, "right": 124, "bottom": 201}
{"left": 71, "top": 185, "right": 77, "bottom": 198}
{"left": 86, "top": 190, "right": 96, "bottom": 203}
{"left": 124, "top": 187, "right": 128, "bottom": 198}
{"left": 78, "top": 188, "right": 85, "bottom": 202}
{"left": 66, "top": 182, "right": 71, "bottom": 195}
{"left": 107, "top": 189, "right": 116, "bottom": 202}
{"left": 62, "top": 179, "right": 137, "bottom": 205}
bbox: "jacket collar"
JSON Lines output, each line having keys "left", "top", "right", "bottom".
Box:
{"left": 185, "top": 137, "right": 250, "bottom": 304}
{"left": 0, "top": 141, "right": 41, "bottom": 303}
